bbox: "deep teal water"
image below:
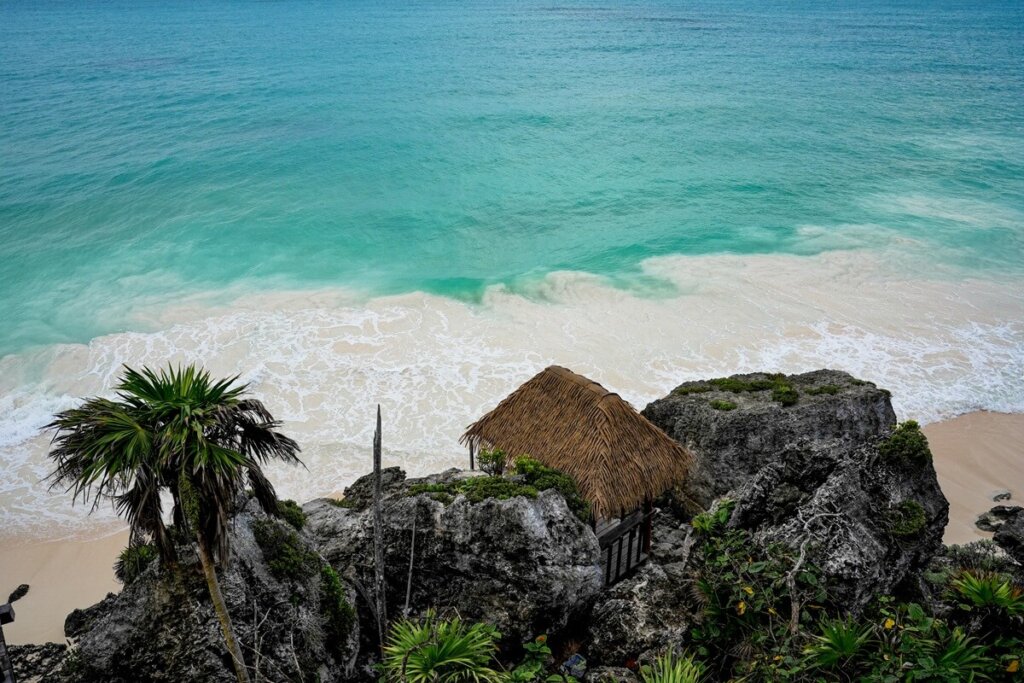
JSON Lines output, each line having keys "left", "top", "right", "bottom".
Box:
{"left": 2, "top": 0, "right": 1023, "bottom": 355}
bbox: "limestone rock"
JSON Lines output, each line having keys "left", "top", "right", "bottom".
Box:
{"left": 55, "top": 497, "right": 359, "bottom": 682}
{"left": 993, "top": 508, "right": 1024, "bottom": 565}
{"left": 305, "top": 468, "right": 602, "bottom": 647}
{"left": 643, "top": 370, "right": 897, "bottom": 508}
{"left": 8, "top": 643, "right": 68, "bottom": 682}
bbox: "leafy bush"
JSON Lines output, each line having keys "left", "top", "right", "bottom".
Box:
{"left": 478, "top": 447, "right": 509, "bottom": 476}
{"left": 709, "top": 399, "right": 737, "bottom": 411}
{"left": 639, "top": 652, "right": 705, "bottom": 683}
{"left": 381, "top": 610, "right": 504, "bottom": 683}
{"left": 252, "top": 518, "right": 318, "bottom": 582}
{"left": 460, "top": 476, "right": 539, "bottom": 504}
{"left": 278, "top": 498, "right": 306, "bottom": 531}
{"left": 114, "top": 543, "right": 157, "bottom": 584}
{"left": 328, "top": 497, "right": 359, "bottom": 509}
{"left": 771, "top": 384, "right": 799, "bottom": 406}
{"left": 879, "top": 421, "right": 932, "bottom": 464}
{"left": 514, "top": 456, "right": 590, "bottom": 521}
{"left": 320, "top": 564, "right": 355, "bottom": 653}
{"left": 886, "top": 500, "right": 927, "bottom": 538}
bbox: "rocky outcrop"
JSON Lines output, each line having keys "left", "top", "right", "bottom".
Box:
{"left": 8, "top": 643, "right": 68, "bottom": 683}
{"left": 644, "top": 370, "right": 897, "bottom": 509}
{"left": 994, "top": 508, "right": 1024, "bottom": 565}
{"left": 53, "top": 497, "right": 359, "bottom": 683}
{"left": 976, "top": 504, "right": 1023, "bottom": 533}
{"left": 305, "top": 468, "right": 603, "bottom": 649}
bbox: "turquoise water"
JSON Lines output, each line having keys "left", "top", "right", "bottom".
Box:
{"left": 2, "top": 0, "right": 1023, "bottom": 356}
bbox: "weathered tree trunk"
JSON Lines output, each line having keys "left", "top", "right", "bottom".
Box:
{"left": 196, "top": 534, "right": 251, "bottom": 683}
{"left": 372, "top": 405, "right": 388, "bottom": 650}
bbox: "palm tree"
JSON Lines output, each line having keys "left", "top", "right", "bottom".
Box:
{"left": 47, "top": 364, "right": 301, "bottom": 683}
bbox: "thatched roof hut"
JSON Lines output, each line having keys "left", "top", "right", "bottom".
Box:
{"left": 461, "top": 365, "right": 694, "bottom": 520}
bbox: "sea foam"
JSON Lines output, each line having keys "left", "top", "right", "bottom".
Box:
{"left": 1, "top": 249, "right": 1022, "bottom": 541}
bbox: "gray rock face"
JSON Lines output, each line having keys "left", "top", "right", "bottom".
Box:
{"left": 994, "top": 508, "right": 1024, "bottom": 565}
{"left": 56, "top": 498, "right": 359, "bottom": 683}
{"left": 9, "top": 643, "right": 68, "bottom": 682}
{"left": 976, "top": 505, "right": 1024, "bottom": 533}
{"left": 305, "top": 468, "right": 603, "bottom": 647}
{"left": 628, "top": 370, "right": 947, "bottom": 624}
{"left": 586, "top": 564, "right": 691, "bottom": 666}
{"left": 643, "top": 370, "right": 897, "bottom": 509}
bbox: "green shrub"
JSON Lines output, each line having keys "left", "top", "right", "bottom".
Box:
{"left": 703, "top": 375, "right": 798, "bottom": 407}
{"left": 709, "top": 399, "right": 737, "bottom": 411}
{"left": 879, "top": 420, "right": 932, "bottom": 463}
{"left": 114, "top": 543, "right": 157, "bottom": 584}
{"left": 459, "top": 476, "right": 539, "bottom": 504}
{"left": 252, "top": 518, "right": 318, "bottom": 582}
{"left": 673, "top": 383, "right": 712, "bottom": 395}
{"left": 478, "top": 447, "right": 509, "bottom": 475}
{"left": 328, "top": 497, "right": 359, "bottom": 509}
{"left": 278, "top": 499, "right": 306, "bottom": 531}
{"left": 805, "top": 385, "right": 841, "bottom": 396}
{"left": 514, "top": 456, "right": 590, "bottom": 520}
{"left": 771, "top": 384, "right": 799, "bottom": 406}
{"left": 886, "top": 500, "right": 927, "bottom": 538}
{"left": 320, "top": 564, "right": 355, "bottom": 653}
{"left": 639, "top": 651, "right": 705, "bottom": 683}
{"left": 381, "top": 610, "right": 504, "bottom": 683}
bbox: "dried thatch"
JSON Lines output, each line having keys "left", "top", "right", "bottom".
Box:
{"left": 461, "top": 366, "right": 694, "bottom": 520}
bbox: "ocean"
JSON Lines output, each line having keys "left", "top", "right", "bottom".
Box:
{"left": 1, "top": 0, "right": 1022, "bottom": 539}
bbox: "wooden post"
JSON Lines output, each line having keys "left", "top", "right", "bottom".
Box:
{"left": 0, "top": 621, "right": 14, "bottom": 683}
{"left": 469, "top": 442, "right": 475, "bottom": 471}
{"left": 372, "top": 405, "right": 388, "bottom": 650}
{"left": 642, "top": 501, "right": 654, "bottom": 555}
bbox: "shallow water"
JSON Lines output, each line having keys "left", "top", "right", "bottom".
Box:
{"left": 1, "top": 0, "right": 1022, "bottom": 538}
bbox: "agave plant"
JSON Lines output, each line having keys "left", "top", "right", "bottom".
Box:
{"left": 381, "top": 610, "right": 504, "bottom": 683}
{"left": 804, "top": 616, "right": 873, "bottom": 670}
{"left": 639, "top": 652, "right": 705, "bottom": 683}
{"left": 951, "top": 570, "right": 1024, "bottom": 616}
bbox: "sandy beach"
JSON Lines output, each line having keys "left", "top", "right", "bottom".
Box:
{"left": 1, "top": 410, "right": 1020, "bottom": 645}
{"left": 924, "top": 411, "right": 1024, "bottom": 545}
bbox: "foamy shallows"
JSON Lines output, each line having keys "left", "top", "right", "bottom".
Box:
{"left": 1, "top": 250, "right": 1022, "bottom": 541}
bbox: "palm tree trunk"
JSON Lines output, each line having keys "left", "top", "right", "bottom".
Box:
{"left": 196, "top": 533, "right": 251, "bottom": 683}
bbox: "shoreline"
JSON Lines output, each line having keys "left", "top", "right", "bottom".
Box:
{"left": 1, "top": 409, "right": 1020, "bottom": 645}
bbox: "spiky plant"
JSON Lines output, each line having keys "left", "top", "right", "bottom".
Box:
{"left": 639, "top": 651, "right": 705, "bottom": 683}
{"left": 381, "top": 610, "right": 504, "bottom": 683}
{"left": 951, "top": 570, "right": 1024, "bottom": 616}
{"left": 804, "top": 616, "right": 873, "bottom": 670}
{"left": 47, "top": 364, "right": 301, "bottom": 683}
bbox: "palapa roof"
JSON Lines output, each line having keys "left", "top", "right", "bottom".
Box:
{"left": 461, "top": 365, "right": 694, "bottom": 520}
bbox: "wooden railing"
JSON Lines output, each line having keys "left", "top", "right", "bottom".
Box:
{"left": 597, "top": 506, "right": 654, "bottom": 587}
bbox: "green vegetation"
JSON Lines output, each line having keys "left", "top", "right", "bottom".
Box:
{"left": 252, "top": 518, "right": 318, "bottom": 582}
{"left": 278, "top": 499, "right": 306, "bottom": 531}
{"left": 951, "top": 570, "right": 1024, "bottom": 617}
{"left": 320, "top": 564, "right": 356, "bottom": 653}
{"left": 407, "top": 456, "right": 590, "bottom": 521}
{"left": 381, "top": 610, "right": 504, "bottom": 683}
{"left": 886, "top": 499, "right": 928, "bottom": 538}
{"left": 709, "top": 399, "right": 737, "bottom": 411}
{"left": 805, "top": 384, "right": 841, "bottom": 396}
{"left": 46, "top": 364, "right": 302, "bottom": 683}
{"left": 328, "top": 497, "right": 360, "bottom": 509}
{"left": 879, "top": 420, "right": 933, "bottom": 464}
{"left": 772, "top": 384, "right": 799, "bottom": 406}
{"left": 672, "top": 384, "right": 712, "bottom": 396}
{"left": 478, "top": 447, "right": 509, "bottom": 475}
{"left": 639, "top": 652, "right": 704, "bottom": 683}
{"left": 114, "top": 543, "right": 157, "bottom": 584}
